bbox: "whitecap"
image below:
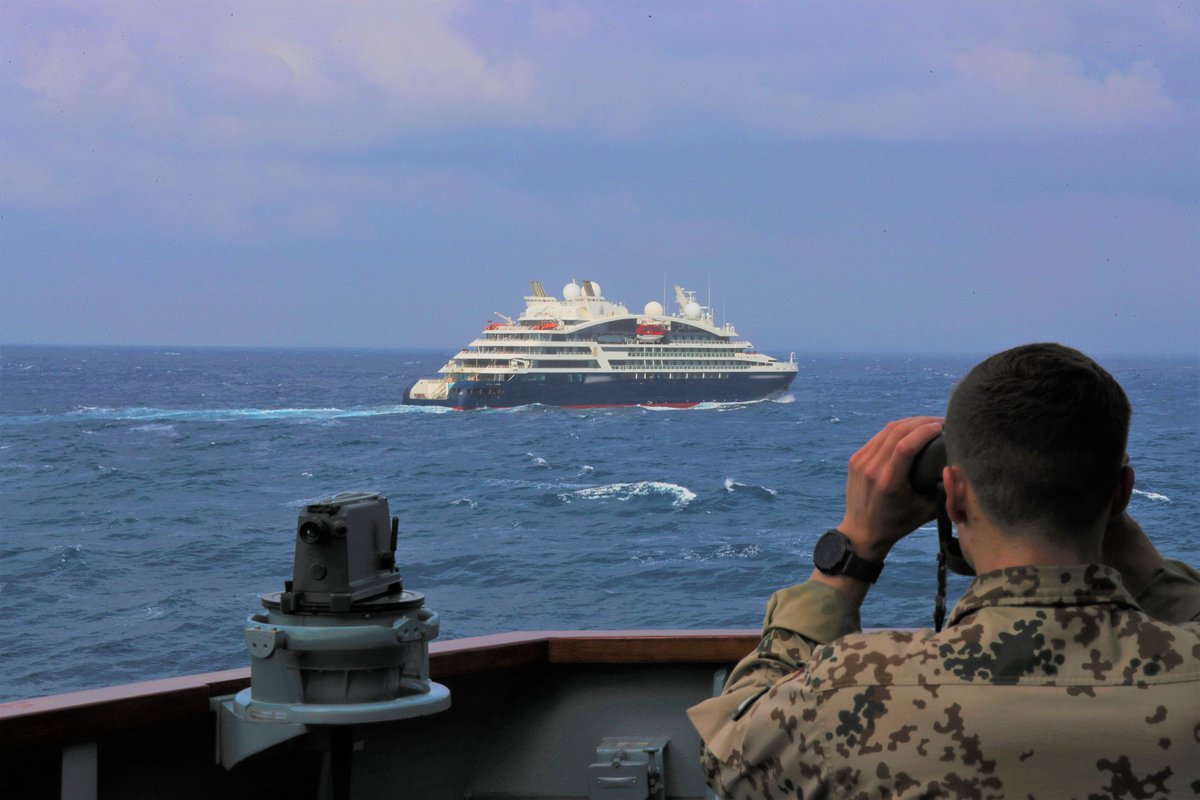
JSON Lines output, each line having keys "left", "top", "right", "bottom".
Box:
{"left": 60, "top": 404, "right": 447, "bottom": 423}
{"left": 679, "top": 543, "right": 762, "bottom": 561}
{"left": 714, "top": 543, "right": 762, "bottom": 559}
{"left": 560, "top": 481, "right": 696, "bottom": 508}
{"left": 723, "top": 477, "right": 778, "bottom": 497}
{"left": 641, "top": 399, "right": 763, "bottom": 412}
{"left": 1133, "top": 488, "right": 1170, "bottom": 503}
{"left": 130, "top": 423, "right": 178, "bottom": 435}
{"left": 51, "top": 544, "right": 86, "bottom": 566}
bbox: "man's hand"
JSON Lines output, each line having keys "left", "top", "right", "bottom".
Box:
{"left": 837, "top": 416, "right": 944, "bottom": 562}
{"left": 809, "top": 416, "right": 943, "bottom": 606}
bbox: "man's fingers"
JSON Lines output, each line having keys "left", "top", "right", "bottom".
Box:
{"left": 858, "top": 417, "right": 944, "bottom": 488}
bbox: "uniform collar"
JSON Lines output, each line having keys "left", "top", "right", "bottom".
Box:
{"left": 948, "top": 564, "right": 1139, "bottom": 626}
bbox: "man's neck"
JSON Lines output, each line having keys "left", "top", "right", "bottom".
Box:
{"left": 963, "top": 520, "right": 1102, "bottom": 575}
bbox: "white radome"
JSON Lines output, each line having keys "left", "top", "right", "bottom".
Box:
{"left": 563, "top": 282, "right": 581, "bottom": 301}
{"left": 590, "top": 281, "right": 602, "bottom": 297}
{"left": 684, "top": 301, "right": 702, "bottom": 320}
{"left": 643, "top": 301, "right": 664, "bottom": 317}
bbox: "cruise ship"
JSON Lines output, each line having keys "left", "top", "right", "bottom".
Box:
{"left": 402, "top": 280, "right": 797, "bottom": 409}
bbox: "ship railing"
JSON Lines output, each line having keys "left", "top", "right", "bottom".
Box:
{"left": 607, "top": 363, "right": 753, "bottom": 372}
{"left": 0, "top": 630, "right": 760, "bottom": 799}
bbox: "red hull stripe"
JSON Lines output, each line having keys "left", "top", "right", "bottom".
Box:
{"left": 564, "top": 402, "right": 699, "bottom": 409}
{"left": 448, "top": 402, "right": 700, "bottom": 411}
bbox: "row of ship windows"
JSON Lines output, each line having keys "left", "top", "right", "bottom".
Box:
{"left": 454, "top": 359, "right": 753, "bottom": 370}
{"left": 457, "top": 360, "right": 599, "bottom": 369}
{"left": 619, "top": 373, "right": 730, "bottom": 380}
{"left": 617, "top": 347, "right": 740, "bottom": 355}
{"left": 510, "top": 373, "right": 730, "bottom": 382}
{"left": 609, "top": 361, "right": 752, "bottom": 370}
{"left": 473, "top": 345, "right": 740, "bottom": 355}
{"left": 481, "top": 334, "right": 724, "bottom": 344}
{"left": 475, "top": 346, "right": 593, "bottom": 355}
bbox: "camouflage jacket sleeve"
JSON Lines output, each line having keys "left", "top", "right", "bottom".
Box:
{"left": 1135, "top": 558, "right": 1200, "bottom": 623}
{"left": 686, "top": 580, "right": 860, "bottom": 796}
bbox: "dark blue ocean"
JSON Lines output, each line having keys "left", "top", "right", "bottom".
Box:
{"left": 1, "top": 346, "right": 1196, "bottom": 702}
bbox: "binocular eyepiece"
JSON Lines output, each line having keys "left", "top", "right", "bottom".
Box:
{"left": 909, "top": 434, "right": 947, "bottom": 498}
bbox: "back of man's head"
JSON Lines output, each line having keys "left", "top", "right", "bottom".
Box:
{"left": 944, "top": 343, "right": 1131, "bottom": 540}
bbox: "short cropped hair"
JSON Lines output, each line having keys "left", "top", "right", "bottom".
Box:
{"left": 944, "top": 343, "right": 1131, "bottom": 537}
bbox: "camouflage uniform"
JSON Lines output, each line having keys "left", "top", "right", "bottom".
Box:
{"left": 689, "top": 563, "right": 1200, "bottom": 799}
{"left": 1134, "top": 559, "right": 1200, "bottom": 624}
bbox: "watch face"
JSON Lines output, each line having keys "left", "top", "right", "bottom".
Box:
{"left": 813, "top": 530, "right": 849, "bottom": 572}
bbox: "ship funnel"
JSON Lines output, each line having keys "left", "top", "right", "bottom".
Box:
{"left": 213, "top": 492, "right": 449, "bottom": 770}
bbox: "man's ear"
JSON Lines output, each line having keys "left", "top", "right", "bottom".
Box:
{"left": 1111, "top": 463, "right": 1134, "bottom": 518}
{"left": 943, "top": 464, "right": 969, "bottom": 526}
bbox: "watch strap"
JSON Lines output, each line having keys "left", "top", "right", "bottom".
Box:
{"left": 840, "top": 549, "right": 884, "bottom": 583}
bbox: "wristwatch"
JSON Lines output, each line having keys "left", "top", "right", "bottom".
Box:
{"left": 813, "top": 529, "right": 885, "bottom": 584}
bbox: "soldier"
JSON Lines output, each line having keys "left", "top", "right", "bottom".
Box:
{"left": 689, "top": 343, "right": 1200, "bottom": 798}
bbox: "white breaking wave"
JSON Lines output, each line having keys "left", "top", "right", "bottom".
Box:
{"left": 723, "top": 477, "right": 778, "bottom": 497}
{"left": 559, "top": 481, "right": 696, "bottom": 508}
{"left": 1133, "top": 488, "right": 1171, "bottom": 503}
{"left": 638, "top": 399, "right": 764, "bottom": 412}
{"left": 714, "top": 543, "right": 762, "bottom": 559}
{"left": 58, "top": 404, "right": 443, "bottom": 422}
{"left": 129, "top": 423, "right": 179, "bottom": 435}
{"left": 679, "top": 543, "right": 764, "bottom": 561}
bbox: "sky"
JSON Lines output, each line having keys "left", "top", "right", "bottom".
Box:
{"left": 1, "top": 1, "right": 1197, "bottom": 356}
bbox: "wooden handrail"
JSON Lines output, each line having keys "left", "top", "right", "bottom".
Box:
{"left": 0, "top": 630, "right": 758, "bottom": 748}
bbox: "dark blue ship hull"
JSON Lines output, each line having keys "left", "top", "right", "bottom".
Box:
{"left": 402, "top": 371, "right": 795, "bottom": 410}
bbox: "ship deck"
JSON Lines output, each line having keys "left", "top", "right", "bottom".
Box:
{"left": 1, "top": 629, "right": 758, "bottom": 800}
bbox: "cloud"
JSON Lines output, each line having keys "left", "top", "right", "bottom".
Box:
{"left": 940, "top": 46, "right": 1176, "bottom": 134}
{"left": 5, "top": 2, "right": 1186, "bottom": 152}
{"left": 557, "top": 42, "right": 1181, "bottom": 142}
{"left": 5, "top": 1, "right": 539, "bottom": 153}
{"left": 0, "top": 0, "right": 1192, "bottom": 242}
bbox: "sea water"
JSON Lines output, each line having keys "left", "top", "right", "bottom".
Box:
{"left": 1, "top": 347, "right": 1196, "bottom": 702}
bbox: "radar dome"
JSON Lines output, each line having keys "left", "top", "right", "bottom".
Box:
{"left": 589, "top": 281, "right": 602, "bottom": 298}
{"left": 643, "top": 301, "right": 664, "bottom": 317}
{"left": 684, "top": 301, "right": 702, "bottom": 320}
{"left": 563, "top": 282, "right": 581, "bottom": 301}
